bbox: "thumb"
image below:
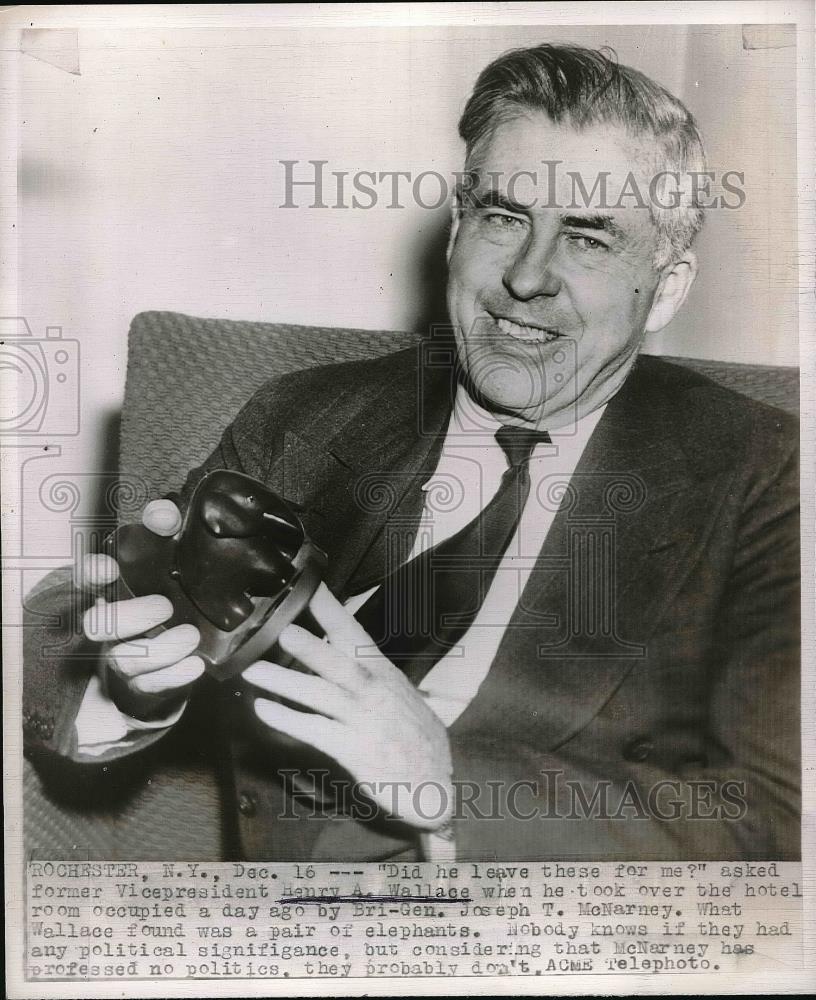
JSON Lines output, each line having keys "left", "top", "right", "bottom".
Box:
{"left": 73, "top": 553, "right": 120, "bottom": 593}
{"left": 143, "top": 498, "right": 183, "bottom": 537}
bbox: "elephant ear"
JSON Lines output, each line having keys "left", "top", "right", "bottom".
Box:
{"left": 200, "top": 493, "right": 260, "bottom": 538}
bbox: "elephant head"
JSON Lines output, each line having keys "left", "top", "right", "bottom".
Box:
{"left": 176, "top": 470, "right": 306, "bottom": 631}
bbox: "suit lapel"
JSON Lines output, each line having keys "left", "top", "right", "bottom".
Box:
{"left": 266, "top": 344, "right": 454, "bottom": 600}
{"left": 451, "top": 359, "right": 732, "bottom": 751}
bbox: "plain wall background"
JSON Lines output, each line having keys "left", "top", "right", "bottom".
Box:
{"left": 13, "top": 21, "right": 799, "bottom": 573}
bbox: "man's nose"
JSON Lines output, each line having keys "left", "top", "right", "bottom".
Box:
{"left": 503, "top": 232, "right": 562, "bottom": 300}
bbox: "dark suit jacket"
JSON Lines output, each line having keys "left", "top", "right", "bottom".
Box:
{"left": 23, "top": 345, "right": 800, "bottom": 861}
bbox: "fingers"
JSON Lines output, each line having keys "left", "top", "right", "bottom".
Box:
{"left": 277, "top": 624, "right": 365, "bottom": 688}
{"left": 83, "top": 593, "right": 175, "bottom": 643}
{"left": 254, "top": 697, "right": 344, "bottom": 757}
{"left": 75, "top": 500, "right": 181, "bottom": 596}
{"left": 108, "top": 623, "right": 200, "bottom": 678}
{"left": 74, "top": 553, "right": 120, "bottom": 593}
{"left": 130, "top": 655, "right": 205, "bottom": 695}
{"left": 243, "top": 661, "right": 354, "bottom": 720}
{"left": 308, "top": 583, "right": 377, "bottom": 656}
{"left": 143, "top": 499, "right": 183, "bottom": 537}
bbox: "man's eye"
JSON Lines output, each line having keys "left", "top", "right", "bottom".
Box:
{"left": 566, "top": 232, "right": 608, "bottom": 251}
{"left": 484, "top": 212, "right": 525, "bottom": 229}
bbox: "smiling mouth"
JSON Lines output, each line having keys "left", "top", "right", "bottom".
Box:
{"left": 493, "top": 316, "right": 562, "bottom": 343}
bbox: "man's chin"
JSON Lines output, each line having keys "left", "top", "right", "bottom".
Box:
{"left": 467, "top": 378, "right": 552, "bottom": 421}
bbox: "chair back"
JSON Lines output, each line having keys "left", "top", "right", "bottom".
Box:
{"left": 121, "top": 311, "right": 799, "bottom": 499}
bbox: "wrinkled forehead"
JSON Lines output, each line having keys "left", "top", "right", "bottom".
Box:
{"left": 465, "top": 109, "right": 663, "bottom": 211}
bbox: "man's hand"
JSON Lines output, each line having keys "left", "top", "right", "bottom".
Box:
{"left": 77, "top": 499, "right": 204, "bottom": 716}
{"left": 244, "top": 584, "right": 454, "bottom": 831}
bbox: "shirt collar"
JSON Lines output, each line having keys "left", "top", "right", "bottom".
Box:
{"left": 421, "top": 386, "right": 608, "bottom": 490}
{"left": 450, "top": 383, "right": 606, "bottom": 442}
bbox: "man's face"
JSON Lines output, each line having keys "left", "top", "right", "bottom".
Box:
{"left": 446, "top": 111, "right": 695, "bottom": 428}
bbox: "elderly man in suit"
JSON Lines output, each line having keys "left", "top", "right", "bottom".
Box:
{"left": 24, "top": 44, "right": 799, "bottom": 862}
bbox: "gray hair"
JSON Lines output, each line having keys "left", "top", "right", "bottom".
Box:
{"left": 459, "top": 44, "right": 707, "bottom": 267}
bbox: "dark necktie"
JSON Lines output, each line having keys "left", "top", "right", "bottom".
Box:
{"left": 354, "top": 424, "right": 552, "bottom": 684}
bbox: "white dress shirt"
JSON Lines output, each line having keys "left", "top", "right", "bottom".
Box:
{"left": 345, "top": 387, "right": 606, "bottom": 725}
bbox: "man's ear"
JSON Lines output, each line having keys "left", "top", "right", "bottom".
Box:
{"left": 446, "top": 193, "right": 464, "bottom": 264}
{"left": 645, "top": 251, "right": 698, "bottom": 334}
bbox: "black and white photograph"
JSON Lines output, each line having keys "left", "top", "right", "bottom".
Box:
{"left": 3, "top": 2, "right": 813, "bottom": 995}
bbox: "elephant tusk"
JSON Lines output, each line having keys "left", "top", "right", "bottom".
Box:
{"left": 261, "top": 511, "right": 296, "bottom": 529}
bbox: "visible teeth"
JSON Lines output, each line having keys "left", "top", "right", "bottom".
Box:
{"left": 496, "top": 317, "right": 559, "bottom": 342}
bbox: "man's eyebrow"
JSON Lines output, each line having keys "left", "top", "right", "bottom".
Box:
{"left": 561, "top": 213, "right": 625, "bottom": 239}
{"left": 461, "top": 193, "right": 628, "bottom": 239}
{"left": 462, "top": 188, "right": 533, "bottom": 214}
